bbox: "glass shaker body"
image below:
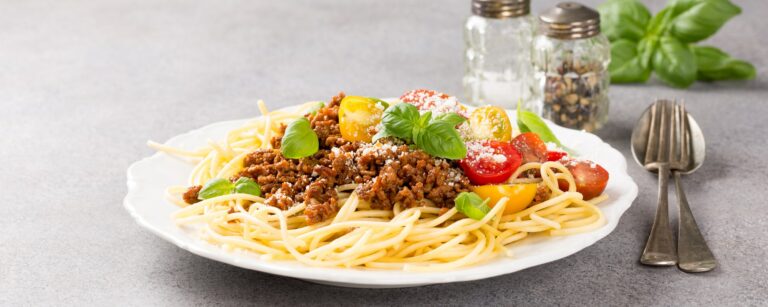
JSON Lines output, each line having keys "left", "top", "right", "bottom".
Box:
{"left": 530, "top": 34, "right": 611, "bottom": 131}
{"left": 464, "top": 14, "right": 534, "bottom": 108}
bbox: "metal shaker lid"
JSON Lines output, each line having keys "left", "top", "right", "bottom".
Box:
{"left": 539, "top": 2, "right": 600, "bottom": 39}
{"left": 471, "top": 0, "right": 530, "bottom": 18}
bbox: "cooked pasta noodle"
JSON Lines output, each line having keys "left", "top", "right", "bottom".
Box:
{"left": 149, "top": 101, "right": 607, "bottom": 271}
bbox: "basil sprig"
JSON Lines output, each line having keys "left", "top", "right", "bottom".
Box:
{"left": 599, "top": 0, "right": 754, "bottom": 88}
{"left": 281, "top": 117, "right": 319, "bottom": 159}
{"left": 373, "top": 103, "right": 467, "bottom": 160}
{"left": 198, "top": 177, "right": 262, "bottom": 200}
{"left": 454, "top": 192, "right": 491, "bottom": 220}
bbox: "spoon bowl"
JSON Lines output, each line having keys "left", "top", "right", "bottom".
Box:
{"left": 631, "top": 104, "right": 705, "bottom": 173}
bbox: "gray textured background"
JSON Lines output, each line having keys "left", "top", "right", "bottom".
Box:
{"left": 1, "top": 0, "right": 766, "bottom": 305}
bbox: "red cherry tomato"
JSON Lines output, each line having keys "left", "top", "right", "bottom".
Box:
{"left": 546, "top": 150, "right": 568, "bottom": 162}
{"left": 511, "top": 132, "right": 548, "bottom": 163}
{"left": 459, "top": 141, "right": 523, "bottom": 185}
{"left": 399, "top": 89, "right": 469, "bottom": 117}
{"left": 558, "top": 158, "right": 609, "bottom": 200}
{"left": 400, "top": 89, "right": 449, "bottom": 106}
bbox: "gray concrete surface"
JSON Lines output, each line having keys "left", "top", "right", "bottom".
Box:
{"left": 1, "top": 0, "right": 766, "bottom": 305}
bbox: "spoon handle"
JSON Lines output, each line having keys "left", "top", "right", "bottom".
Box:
{"left": 641, "top": 163, "right": 677, "bottom": 266}
{"left": 674, "top": 171, "right": 717, "bottom": 272}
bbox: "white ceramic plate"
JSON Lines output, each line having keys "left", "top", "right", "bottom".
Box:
{"left": 124, "top": 103, "right": 638, "bottom": 288}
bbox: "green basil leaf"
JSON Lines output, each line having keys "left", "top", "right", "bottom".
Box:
{"left": 304, "top": 101, "right": 325, "bottom": 116}
{"left": 698, "top": 60, "right": 755, "bottom": 81}
{"left": 454, "top": 192, "right": 491, "bottom": 220}
{"left": 652, "top": 36, "right": 697, "bottom": 88}
{"left": 281, "top": 117, "right": 319, "bottom": 159}
{"left": 646, "top": 7, "right": 674, "bottom": 36}
{"left": 517, "top": 102, "right": 563, "bottom": 147}
{"left": 372, "top": 127, "right": 395, "bottom": 143}
{"left": 198, "top": 178, "right": 234, "bottom": 200}
{"left": 516, "top": 102, "right": 531, "bottom": 133}
{"left": 434, "top": 113, "right": 466, "bottom": 127}
{"left": 380, "top": 103, "right": 420, "bottom": 142}
{"left": 418, "top": 111, "right": 432, "bottom": 126}
{"left": 637, "top": 36, "right": 658, "bottom": 69}
{"left": 609, "top": 39, "right": 652, "bottom": 83}
{"left": 367, "top": 97, "right": 390, "bottom": 110}
{"left": 693, "top": 45, "right": 756, "bottom": 81}
{"left": 694, "top": 45, "right": 729, "bottom": 70}
{"left": 233, "top": 177, "right": 262, "bottom": 197}
{"left": 666, "top": 0, "right": 741, "bottom": 43}
{"left": 412, "top": 111, "right": 432, "bottom": 144}
{"left": 598, "top": 0, "right": 652, "bottom": 42}
{"left": 415, "top": 119, "right": 467, "bottom": 160}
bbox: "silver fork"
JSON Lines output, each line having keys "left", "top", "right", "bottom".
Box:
{"left": 640, "top": 100, "right": 677, "bottom": 266}
{"left": 671, "top": 102, "right": 717, "bottom": 272}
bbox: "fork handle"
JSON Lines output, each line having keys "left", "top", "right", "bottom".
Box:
{"left": 674, "top": 171, "right": 717, "bottom": 272}
{"left": 641, "top": 163, "right": 677, "bottom": 266}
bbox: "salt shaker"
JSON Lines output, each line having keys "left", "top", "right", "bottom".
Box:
{"left": 530, "top": 2, "right": 610, "bottom": 131}
{"left": 464, "top": 0, "right": 534, "bottom": 108}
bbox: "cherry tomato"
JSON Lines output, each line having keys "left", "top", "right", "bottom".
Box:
{"left": 546, "top": 150, "right": 568, "bottom": 162}
{"left": 558, "top": 158, "right": 609, "bottom": 200}
{"left": 472, "top": 183, "right": 538, "bottom": 214}
{"left": 399, "top": 89, "right": 469, "bottom": 117}
{"left": 459, "top": 140, "right": 522, "bottom": 185}
{"left": 468, "top": 106, "right": 513, "bottom": 141}
{"left": 338, "top": 96, "right": 386, "bottom": 142}
{"left": 511, "top": 132, "right": 548, "bottom": 163}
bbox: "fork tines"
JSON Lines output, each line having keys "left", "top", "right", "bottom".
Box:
{"left": 644, "top": 99, "right": 675, "bottom": 167}
{"left": 670, "top": 100, "right": 691, "bottom": 171}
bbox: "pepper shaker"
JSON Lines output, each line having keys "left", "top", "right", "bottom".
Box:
{"left": 464, "top": 0, "right": 535, "bottom": 108}
{"left": 530, "top": 2, "right": 611, "bottom": 131}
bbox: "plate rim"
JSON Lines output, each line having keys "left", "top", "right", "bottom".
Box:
{"left": 124, "top": 105, "right": 638, "bottom": 287}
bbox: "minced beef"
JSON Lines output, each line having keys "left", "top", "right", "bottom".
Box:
{"left": 183, "top": 185, "right": 202, "bottom": 204}
{"left": 183, "top": 92, "right": 471, "bottom": 224}
{"left": 532, "top": 183, "right": 551, "bottom": 205}
{"left": 353, "top": 144, "right": 469, "bottom": 210}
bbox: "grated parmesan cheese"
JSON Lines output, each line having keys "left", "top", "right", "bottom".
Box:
{"left": 418, "top": 95, "right": 468, "bottom": 117}
{"left": 466, "top": 141, "right": 508, "bottom": 164}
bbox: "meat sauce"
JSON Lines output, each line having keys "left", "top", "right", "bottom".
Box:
{"left": 184, "top": 92, "right": 471, "bottom": 224}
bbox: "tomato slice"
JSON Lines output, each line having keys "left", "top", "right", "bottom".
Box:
{"left": 558, "top": 158, "right": 609, "bottom": 200}
{"left": 459, "top": 141, "right": 522, "bottom": 185}
{"left": 472, "top": 183, "right": 538, "bottom": 214}
{"left": 511, "top": 132, "right": 548, "bottom": 163}
{"left": 468, "top": 106, "right": 513, "bottom": 141}
{"left": 546, "top": 150, "right": 568, "bottom": 162}
{"left": 338, "top": 96, "right": 385, "bottom": 142}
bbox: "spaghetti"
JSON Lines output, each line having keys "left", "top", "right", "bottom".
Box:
{"left": 150, "top": 100, "right": 607, "bottom": 271}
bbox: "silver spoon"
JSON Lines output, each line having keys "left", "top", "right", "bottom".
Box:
{"left": 671, "top": 104, "right": 717, "bottom": 272}
{"left": 631, "top": 102, "right": 715, "bottom": 272}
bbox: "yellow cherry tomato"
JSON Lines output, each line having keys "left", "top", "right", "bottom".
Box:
{"left": 468, "top": 106, "right": 513, "bottom": 141}
{"left": 339, "top": 96, "right": 387, "bottom": 142}
{"left": 471, "top": 183, "right": 538, "bottom": 214}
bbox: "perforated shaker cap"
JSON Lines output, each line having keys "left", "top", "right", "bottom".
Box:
{"left": 471, "top": 0, "right": 530, "bottom": 18}
{"left": 539, "top": 2, "right": 600, "bottom": 39}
